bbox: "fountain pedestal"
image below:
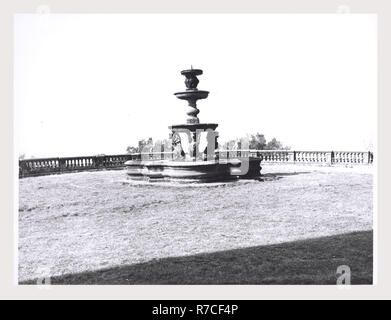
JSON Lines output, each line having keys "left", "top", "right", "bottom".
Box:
{"left": 169, "top": 123, "right": 219, "bottom": 160}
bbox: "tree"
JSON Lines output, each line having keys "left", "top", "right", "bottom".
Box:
{"left": 126, "top": 146, "right": 138, "bottom": 154}
{"left": 126, "top": 137, "right": 154, "bottom": 154}
{"left": 266, "top": 137, "right": 283, "bottom": 150}
{"left": 222, "top": 133, "right": 289, "bottom": 151}
{"left": 249, "top": 133, "right": 267, "bottom": 150}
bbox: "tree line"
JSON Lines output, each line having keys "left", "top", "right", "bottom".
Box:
{"left": 126, "top": 133, "right": 289, "bottom": 153}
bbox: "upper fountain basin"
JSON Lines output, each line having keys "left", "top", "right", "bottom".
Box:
{"left": 174, "top": 90, "right": 209, "bottom": 101}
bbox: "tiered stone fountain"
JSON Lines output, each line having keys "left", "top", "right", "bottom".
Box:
{"left": 125, "top": 68, "right": 261, "bottom": 182}
{"left": 171, "top": 68, "right": 219, "bottom": 161}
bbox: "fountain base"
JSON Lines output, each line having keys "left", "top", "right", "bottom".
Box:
{"left": 125, "top": 158, "right": 262, "bottom": 182}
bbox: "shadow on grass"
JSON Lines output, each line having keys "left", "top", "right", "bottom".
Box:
{"left": 261, "top": 171, "right": 311, "bottom": 177}
{"left": 21, "top": 230, "right": 372, "bottom": 285}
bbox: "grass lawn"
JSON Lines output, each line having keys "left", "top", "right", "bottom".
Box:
{"left": 18, "top": 164, "right": 373, "bottom": 284}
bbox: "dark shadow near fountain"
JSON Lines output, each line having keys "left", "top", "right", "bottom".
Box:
{"left": 262, "top": 172, "right": 311, "bottom": 177}
{"left": 20, "top": 230, "right": 372, "bottom": 285}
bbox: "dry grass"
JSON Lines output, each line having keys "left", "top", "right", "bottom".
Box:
{"left": 18, "top": 164, "right": 373, "bottom": 283}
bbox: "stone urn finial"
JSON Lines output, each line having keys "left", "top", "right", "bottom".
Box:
{"left": 175, "top": 68, "right": 209, "bottom": 124}
{"left": 182, "top": 68, "right": 202, "bottom": 90}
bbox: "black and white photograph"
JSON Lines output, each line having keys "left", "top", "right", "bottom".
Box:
{"left": 15, "top": 13, "right": 375, "bottom": 285}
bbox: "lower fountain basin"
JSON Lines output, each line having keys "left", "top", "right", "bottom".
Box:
{"left": 125, "top": 158, "right": 261, "bottom": 183}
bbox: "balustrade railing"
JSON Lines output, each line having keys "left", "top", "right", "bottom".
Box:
{"left": 216, "top": 150, "right": 373, "bottom": 165}
{"left": 19, "top": 154, "right": 133, "bottom": 178}
{"left": 19, "top": 150, "right": 374, "bottom": 178}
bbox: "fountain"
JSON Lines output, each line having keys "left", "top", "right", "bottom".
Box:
{"left": 124, "top": 68, "right": 262, "bottom": 182}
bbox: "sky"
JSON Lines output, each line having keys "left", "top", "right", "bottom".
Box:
{"left": 14, "top": 14, "right": 377, "bottom": 158}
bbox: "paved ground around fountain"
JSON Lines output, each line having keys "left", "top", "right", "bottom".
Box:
{"left": 18, "top": 164, "right": 374, "bottom": 284}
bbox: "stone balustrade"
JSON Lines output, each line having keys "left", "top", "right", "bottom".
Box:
{"left": 19, "top": 154, "right": 133, "bottom": 178}
{"left": 19, "top": 150, "right": 374, "bottom": 178}
{"left": 216, "top": 150, "right": 373, "bottom": 164}
{"left": 256, "top": 150, "right": 373, "bottom": 164}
